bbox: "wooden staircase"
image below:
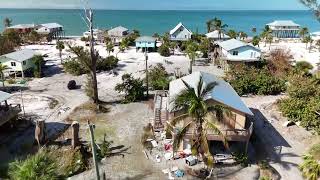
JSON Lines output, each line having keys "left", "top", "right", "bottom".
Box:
{"left": 153, "top": 91, "right": 168, "bottom": 132}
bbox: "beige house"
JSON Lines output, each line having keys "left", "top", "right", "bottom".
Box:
{"left": 153, "top": 72, "right": 254, "bottom": 152}
{"left": 0, "top": 49, "right": 38, "bottom": 78}
{"left": 107, "top": 26, "right": 129, "bottom": 44}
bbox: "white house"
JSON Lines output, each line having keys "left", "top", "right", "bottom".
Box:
{"left": 35, "top": 23, "right": 64, "bottom": 40}
{"left": 266, "top": 20, "right": 300, "bottom": 39}
{"left": 215, "top": 39, "right": 261, "bottom": 70}
{"left": 83, "top": 29, "right": 104, "bottom": 42}
{"left": 107, "top": 26, "right": 129, "bottom": 44}
{"left": 169, "top": 22, "right": 192, "bottom": 41}
{"left": 206, "top": 30, "right": 230, "bottom": 41}
{"left": 0, "top": 49, "right": 38, "bottom": 78}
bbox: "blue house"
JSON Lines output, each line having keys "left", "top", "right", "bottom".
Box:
{"left": 169, "top": 22, "right": 192, "bottom": 41}
{"left": 135, "top": 36, "right": 157, "bottom": 52}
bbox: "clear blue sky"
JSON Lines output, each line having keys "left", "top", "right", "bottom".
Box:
{"left": 0, "top": 0, "right": 307, "bottom": 10}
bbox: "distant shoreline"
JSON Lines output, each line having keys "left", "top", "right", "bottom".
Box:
{"left": 0, "top": 8, "right": 310, "bottom": 11}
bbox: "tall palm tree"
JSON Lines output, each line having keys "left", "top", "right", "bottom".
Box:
{"left": 0, "top": 64, "right": 9, "bottom": 87}
{"left": 227, "top": 30, "right": 238, "bottom": 39}
{"left": 261, "top": 25, "right": 272, "bottom": 47}
{"left": 212, "top": 17, "right": 228, "bottom": 40}
{"left": 186, "top": 42, "right": 198, "bottom": 74}
{"left": 206, "top": 19, "right": 214, "bottom": 33}
{"left": 299, "top": 27, "right": 309, "bottom": 39}
{"left": 56, "top": 40, "right": 65, "bottom": 64}
{"left": 169, "top": 75, "right": 228, "bottom": 169}
{"left": 106, "top": 42, "right": 114, "bottom": 56}
{"left": 32, "top": 55, "right": 44, "bottom": 78}
{"left": 238, "top": 31, "right": 248, "bottom": 41}
{"left": 252, "top": 36, "right": 261, "bottom": 47}
{"left": 3, "top": 17, "right": 12, "bottom": 28}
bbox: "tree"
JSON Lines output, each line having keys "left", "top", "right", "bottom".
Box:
{"left": 148, "top": 63, "right": 171, "bottom": 90}
{"left": 303, "top": 35, "right": 313, "bottom": 51}
{"left": 170, "top": 41, "right": 178, "bottom": 55}
{"left": 28, "top": 30, "right": 40, "bottom": 44}
{"left": 32, "top": 55, "right": 44, "bottom": 78}
{"left": 199, "top": 37, "right": 210, "bottom": 58}
{"left": 3, "top": 29, "right": 21, "bottom": 47}
{"left": 169, "top": 75, "right": 228, "bottom": 169}
{"left": 210, "top": 17, "right": 228, "bottom": 40}
{"left": 295, "top": 61, "right": 313, "bottom": 74}
{"left": 300, "top": 0, "right": 320, "bottom": 21}
{"left": 0, "top": 64, "right": 9, "bottom": 87}
{"left": 106, "top": 42, "right": 114, "bottom": 56}
{"left": 316, "top": 40, "right": 320, "bottom": 52}
{"left": 266, "top": 33, "right": 273, "bottom": 50}
{"left": 251, "top": 27, "right": 257, "bottom": 34}
{"left": 261, "top": 25, "right": 272, "bottom": 47}
{"left": 186, "top": 42, "right": 198, "bottom": 74}
{"left": 115, "top": 73, "right": 146, "bottom": 103}
{"left": 267, "top": 48, "right": 293, "bottom": 78}
{"left": 238, "top": 31, "right": 248, "bottom": 41}
{"left": 3, "top": 17, "right": 12, "bottom": 28}
{"left": 206, "top": 19, "right": 214, "bottom": 33}
{"left": 299, "top": 27, "right": 309, "bottom": 39}
{"left": 252, "top": 36, "right": 261, "bottom": 47}
{"left": 158, "top": 43, "right": 170, "bottom": 57}
{"left": 227, "top": 29, "right": 238, "bottom": 39}
{"left": 56, "top": 40, "right": 65, "bottom": 64}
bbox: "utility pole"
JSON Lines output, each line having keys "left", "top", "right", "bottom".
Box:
{"left": 145, "top": 44, "right": 149, "bottom": 97}
{"left": 88, "top": 121, "right": 100, "bottom": 180}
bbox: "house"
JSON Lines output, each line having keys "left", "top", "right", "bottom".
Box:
{"left": 266, "top": 20, "right": 300, "bottom": 39}
{"left": 169, "top": 22, "right": 192, "bottom": 41}
{"left": 206, "top": 30, "right": 230, "bottom": 41}
{"left": 135, "top": 36, "right": 157, "bottom": 52}
{"left": 164, "top": 71, "right": 253, "bottom": 152}
{"left": 214, "top": 39, "right": 261, "bottom": 71}
{"left": 0, "top": 49, "right": 38, "bottom": 78}
{"left": 83, "top": 29, "right": 104, "bottom": 42}
{"left": 107, "top": 26, "right": 129, "bottom": 44}
{"left": 7, "top": 24, "right": 36, "bottom": 34}
{"left": 0, "top": 91, "right": 21, "bottom": 126}
{"left": 35, "top": 23, "right": 64, "bottom": 40}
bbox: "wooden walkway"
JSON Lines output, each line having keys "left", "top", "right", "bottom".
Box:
{"left": 153, "top": 91, "right": 169, "bottom": 132}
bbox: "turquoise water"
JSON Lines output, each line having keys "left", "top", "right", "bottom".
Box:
{"left": 0, "top": 9, "right": 319, "bottom": 36}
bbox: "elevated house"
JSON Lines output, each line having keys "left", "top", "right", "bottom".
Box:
{"left": 152, "top": 72, "right": 253, "bottom": 153}
{"left": 83, "top": 29, "right": 104, "bottom": 42}
{"left": 6, "top": 24, "right": 36, "bottom": 34}
{"left": 0, "top": 49, "right": 38, "bottom": 78}
{"left": 35, "top": 23, "right": 64, "bottom": 40}
{"left": 169, "top": 22, "right": 192, "bottom": 41}
{"left": 266, "top": 20, "right": 300, "bottom": 39}
{"left": 107, "top": 26, "right": 129, "bottom": 44}
{"left": 206, "top": 30, "right": 230, "bottom": 41}
{"left": 135, "top": 36, "right": 157, "bottom": 52}
{"left": 214, "top": 39, "right": 261, "bottom": 71}
{"left": 0, "top": 91, "right": 21, "bottom": 127}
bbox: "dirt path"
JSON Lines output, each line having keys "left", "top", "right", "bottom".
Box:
{"left": 242, "top": 95, "right": 315, "bottom": 180}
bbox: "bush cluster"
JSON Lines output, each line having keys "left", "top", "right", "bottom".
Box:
{"left": 158, "top": 44, "right": 170, "bottom": 57}
{"left": 148, "top": 63, "right": 171, "bottom": 90}
{"left": 115, "top": 73, "right": 146, "bottom": 103}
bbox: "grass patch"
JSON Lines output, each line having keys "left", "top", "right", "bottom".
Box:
{"left": 309, "top": 143, "right": 320, "bottom": 160}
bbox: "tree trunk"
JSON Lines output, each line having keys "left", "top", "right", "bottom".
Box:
{"left": 59, "top": 50, "right": 63, "bottom": 64}
{"left": 71, "top": 121, "right": 80, "bottom": 149}
{"left": 1, "top": 73, "right": 5, "bottom": 87}
{"left": 189, "top": 60, "right": 192, "bottom": 74}
{"left": 35, "top": 120, "right": 46, "bottom": 148}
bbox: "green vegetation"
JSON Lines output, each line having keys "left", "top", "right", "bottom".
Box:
{"left": 97, "top": 56, "right": 119, "bottom": 71}
{"left": 0, "top": 64, "right": 9, "bottom": 87}
{"left": 158, "top": 43, "right": 170, "bottom": 57}
{"left": 148, "top": 63, "right": 171, "bottom": 90}
{"left": 186, "top": 41, "right": 199, "bottom": 74}
{"left": 31, "top": 55, "right": 45, "bottom": 78}
{"left": 300, "top": 143, "right": 320, "bottom": 180}
{"left": 233, "top": 152, "right": 249, "bottom": 167}
{"left": 56, "top": 40, "right": 65, "bottom": 63}
{"left": 115, "top": 73, "right": 146, "bottom": 103}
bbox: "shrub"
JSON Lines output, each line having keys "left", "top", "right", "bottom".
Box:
{"left": 267, "top": 48, "right": 293, "bottom": 78}
{"left": 67, "top": 80, "right": 77, "bottom": 90}
{"left": 80, "top": 36, "right": 89, "bottom": 42}
{"left": 233, "top": 152, "right": 249, "bottom": 167}
{"left": 8, "top": 150, "right": 59, "bottom": 180}
{"left": 7, "top": 78, "right": 16, "bottom": 84}
{"left": 295, "top": 61, "right": 313, "bottom": 75}
{"left": 158, "top": 44, "right": 170, "bottom": 57}
{"left": 63, "top": 60, "right": 87, "bottom": 76}
{"left": 96, "top": 55, "right": 118, "bottom": 71}
{"left": 300, "top": 154, "right": 320, "bottom": 180}
{"left": 115, "top": 73, "right": 146, "bottom": 103}
{"left": 148, "top": 63, "right": 171, "bottom": 90}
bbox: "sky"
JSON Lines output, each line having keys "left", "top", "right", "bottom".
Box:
{"left": 0, "top": 0, "right": 308, "bottom": 10}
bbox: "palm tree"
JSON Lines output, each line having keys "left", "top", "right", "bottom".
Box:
{"left": 303, "top": 35, "right": 313, "bottom": 51}
{"left": 266, "top": 33, "right": 273, "bottom": 50}
{"left": 32, "top": 55, "right": 44, "bottom": 78}
{"left": 3, "top": 17, "right": 12, "bottom": 28}
{"left": 186, "top": 42, "right": 198, "bottom": 74}
{"left": 212, "top": 17, "right": 228, "bottom": 40}
{"left": 169, "top": 75, "right": 228, "bottom": 169}
{"left": 106, "top": 42, "right": 114, "bottom": 56}
{"left": 252, "top": 36, "right": 261, "bottom": 47}
{"left": 261, "top": 26, "right": 272, "bottom": 47}
{"left": 238, "top": 31, "right": 248, "bottom": 41}
{"left": 0, "top": 64, "right": 9, "bottom": 87}
{"left": 170, "top": 41, "right": 177, "bottom": 55}
{"left": 56, "top": 40, "right": 65, "bottom": 64}
{"left": 227, "top": 30, "right": 238, "bottom": 39}
{"left": 206, "top": 19, "right": 214, "bottom": 33}
{"left": 251, "top": 27, "right": 257, "bottom": 34}
{"left": 299, "top": 27, "right": 309, "bottom": 39}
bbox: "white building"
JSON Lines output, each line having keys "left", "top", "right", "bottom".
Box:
{"left": 83, "top": 29, "right": 104, "bottom": 42}
{"left": 266, "top": 20, "right": 301, "bottom": 39}
{"left": 107, "top": 26, "right": 129, "bottom": 44}
{"left": 215, "top": 39, "right": 261, "bottom": 70}
{"left": 169, "top": 22, "right": 192, "bottom": 41}
{"left": 206, "top": 30, "right": 230, "bottom": 41}
{"left": 0, "top": 49, "right": 38, "bottom": 78}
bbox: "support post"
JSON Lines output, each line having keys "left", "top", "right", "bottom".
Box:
{"left": 71, "top": 121, "right": 80, "bottom": 149}
{"left": 88, "top": 121, "right": 100, "bottom": 180}
{"left": 35, "top": 120, "right": 46, "bottom": 148}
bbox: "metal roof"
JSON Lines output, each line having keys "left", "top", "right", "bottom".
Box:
{"left": 8, "top": 24, "right": 35, "bottom": 29}
{"left": 169, "top": 22, "right": 192, "bottom": 35}
{"left": 267, "top": 20, "right": 300, "bottom": 27}
{"left": 135, "top": 36, "right": 156, "bottom": 42}
{"left": 1, "top": 49, "right": 38, "bottom": 63}
{"left": 169, "top": 71, "right": 253, "bottom": 115}
{"left": 0, "top": 91, "right": 12, "bottom": 102}
{"left": 41, "top": 23, "right": 63, "bottom": 29}
{"left": 217, "top": 39, "right": 260, "bottom": 51}
{"left": 108, "top": 26, "right": 128, "bottom": 33}
{"left": 206, "top": 30, "right": 230, "bottom": 39}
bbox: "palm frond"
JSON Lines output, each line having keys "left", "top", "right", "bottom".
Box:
{"left": 201, "top": 81, "right": 218, "bottom": 97}
{"left": 205, "top": 119, "right": 229, "bottom": 149}
{"left": 197, "top": 76, "right": 204, "bottom": 97}
{"left": 168, "top": 113, "right": 189, "bottom": 127}
{"left": 172, "top": 121, "right": 192, "bottom": 152}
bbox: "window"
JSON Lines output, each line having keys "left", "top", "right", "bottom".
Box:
{"left": 148, "top": 42, "right": 151, "bottom": 44}
{"left": 232, "top": 51, "right": 239, "bottom": 56}
{"left": 11, "top": 62, "right": 16, "bottom": 66}
{"left": 23, "top": 61, "right": 26, "bottom": 65}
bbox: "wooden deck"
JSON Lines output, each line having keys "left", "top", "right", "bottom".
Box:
{"left": 0, "top": 104, "right": 21, "bottom": 126}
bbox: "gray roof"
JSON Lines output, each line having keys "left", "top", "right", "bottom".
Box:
{"left": 41, "top": 23, "right": 63, "bottom": 29}
{"left": 217, "top": 39, "right": 260, "bottom": 51}
{"left": 108, "top": 26, "right": 128, "bottom": 33}
{"left": 135, "top": 36, "right": 156, "bottom": 42}
{"left": 206, "top": 30, "right": 230, "bottom": 39}
{"left": 1, "top": 49, "right": 38, "bottom": 62}
{"left": 267, "top": 20, "right": 300, "bottom": 27}
{"left": 169, "top": 71, "right": 253, "bottom": 115}
{"left": 8, "top": 24, "right": 35, "bottom": 29}
{"left": 170, "top": 22, "right": 192, "bottom": 35}
{"left": 0, "top": 91, "right": 12, "bottom": 102}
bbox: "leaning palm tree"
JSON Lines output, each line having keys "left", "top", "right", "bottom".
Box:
{"left": 186, "top": 42, "right": 198, "bottom": 74}
{"left": 0, "top": 64, "right": 9, "bottom": 87}
{"left": 3, "top": 17, "right": 12, "bottom": 28}
{"left": 56, "top": 40, "right": 65, "bottom": 64}
{"left": 168, "top": 75, "right": 228, "bottom": 169}
{"left": 212, "top": 17, "right": 228, "bottom": 40}
{"left": 206, "top": 19, "right": 214, "bottom": 33}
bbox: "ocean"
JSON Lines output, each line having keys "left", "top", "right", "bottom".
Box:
{"left": 0, "top": 9, "right": 319, "bottom": 36}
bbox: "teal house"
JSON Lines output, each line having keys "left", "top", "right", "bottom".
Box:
{"left": 135, "top": 36, "right": 157, "bottom": 52}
